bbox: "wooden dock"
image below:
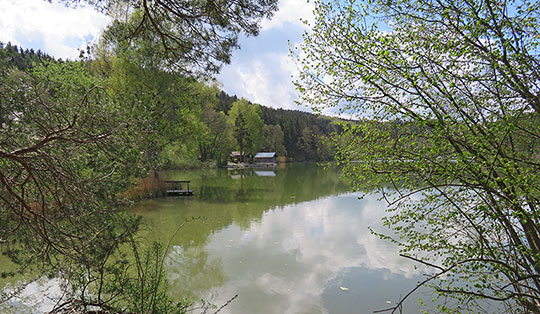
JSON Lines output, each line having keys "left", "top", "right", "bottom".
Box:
{"left": 164, "top": 180, "right": 194, "bottom": 196}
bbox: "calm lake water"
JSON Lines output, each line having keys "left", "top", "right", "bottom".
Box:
{"left": 132, "top": 163, "right": 437, "bottom": 314}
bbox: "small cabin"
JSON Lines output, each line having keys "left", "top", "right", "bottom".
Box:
{"left": 254, "top": 152, "right": 277, "bottom": 164}
{"left": 229, "top": 151, "right": 245, "bottom": 163}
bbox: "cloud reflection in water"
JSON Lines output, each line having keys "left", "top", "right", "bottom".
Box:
{"left": 167, "top": 192, "right": 433, "bottom": 314}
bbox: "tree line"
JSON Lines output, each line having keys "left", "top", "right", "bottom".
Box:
{"left": 1, "top": 42, "right": 337, "bottom": 167}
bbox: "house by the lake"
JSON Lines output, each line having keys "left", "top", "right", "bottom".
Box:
{"left": 254, "top": 152, "right": 277, "bottom": 164}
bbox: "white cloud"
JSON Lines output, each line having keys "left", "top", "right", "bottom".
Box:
{"left": 0, "top": 0, "right": 110, "bottom": 60}
{"left": 217, "top": 0, "right": 316, "bottom": 111}
{"left": 219, "top": 51, "right": 305, "bottom": 110}
{"left": 261, "top": 0, "right": 315, "bottom": 31}
{"left": 237, "top": 56, "right": 298, "bottom": 110}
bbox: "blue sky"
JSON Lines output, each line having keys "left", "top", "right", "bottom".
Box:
{"left": 0, "top": 0, "right": 315, "bottom": 111}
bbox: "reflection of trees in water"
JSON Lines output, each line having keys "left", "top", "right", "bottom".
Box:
{"left": 140, "top": 164, "right": 351, "bottom": 244}
{"left": 139, "top": 163, "right": 352, "bottom": 272}
{"left": 280, "top": 163, "right": 349, "bottom": 203}
{"left": 165, "top": 245, "right": 227, "bottom": 300}
{"left": 197, "top": 185, "right": 243, "bottom": 202}
{"left": 197, "top": 170, "right": 267, "bottom": 203}
{"left": 195, "top": 163, "right": 349, "bottom": 206}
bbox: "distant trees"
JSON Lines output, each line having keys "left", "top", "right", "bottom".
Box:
{"left": 0, "top": 42, "right": 53, "bottom": 70}
{"left": 262, "top": 124, "right": 286, "bottom": 156}
{"left": 198, "top": 91, "right": 339, "bottom": 163}
{"left": 229, "top": 99, "right": 264, "bottom": 160}
{"left": 296, "top": 0, "right": 540, "bottom": 312}
{"left": 261, "top": 106, "right": 337, "bottom": 161}
{"left": 216, "top": 90, "right": 238, "bottom": 114}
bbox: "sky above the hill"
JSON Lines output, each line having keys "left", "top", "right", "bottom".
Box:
{"left": 0, "top": 0, "right": 315, "bottom": 111}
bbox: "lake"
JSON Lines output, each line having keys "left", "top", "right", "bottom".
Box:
{"left": 132, "top": 163, "right": 437, "bottom": 314}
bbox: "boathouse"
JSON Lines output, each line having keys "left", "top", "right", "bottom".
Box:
{"left": 254, "top": 152, "right": 277, "bottom": 164}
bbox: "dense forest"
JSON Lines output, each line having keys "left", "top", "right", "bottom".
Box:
{"left": 1, "top": 42, "right": 336, "bottom": 170}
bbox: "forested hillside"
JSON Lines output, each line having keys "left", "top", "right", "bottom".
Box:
{"left": 1, "top": 42, "right": 336, "bottom": 167}
{"left": 214, "top": 89, "right": 338, "bottom": 161}
{"left": 0, "top": 42, "right": 54, "bottom": 70}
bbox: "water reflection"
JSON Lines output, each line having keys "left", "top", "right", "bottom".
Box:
{"left": 1, "top": 277, "right": 64, "bottom": 313}
{"left": 166, "top": 245, "right": 227, "bottom": 299}
{"left": 195, "top": 193, "right": 432, "bottom": 314}
{"left": 133, "top": 164, "right": 436, "bottom": 313}
{"left": 254, "top": 170, "right": 276, "bottom": 177}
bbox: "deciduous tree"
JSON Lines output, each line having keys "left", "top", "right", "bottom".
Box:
{"left": 295, "top": 0, "right": 540, "bottom": 312}
{"left": 229, "top": 99, "right": 264, "bottom": 160}
{"left": 197, "top": 85, "right": 235, "bottom": 164}
{"left": 262, "top": 124, "right": 286, "bottom": 157}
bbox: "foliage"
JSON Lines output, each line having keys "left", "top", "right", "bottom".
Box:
{"left": 196, "top": 85, "right": 235, "bottom": 164}
{"left": 0, "top": 59, "right": 163, "bottom": 311}
{"left": 296, "top": 0, "right": 540, "bottom": 312}
{"left": 0, "top": 42, "right": 54, "bottom": 71}
{"left": 105, "top": 45, "right": 206, "bottom": 169}
{"left": 46, "top": 238, "right": 190, "bottom": 314}
{"left": 262, "top": 124, "right": 287, "bottom": 156}
{"left": 228, "top": 99, "right": 264, "bottom": 159}
{"left": 261, "top": 106, "right": 339, "bottom": 161}
{"left": 0, "top": 60, "right": 134, "bottom": 252}
{"left": 216, "top": 90, "right": 238, "bottom": 114}
{"left": 70, "top": 0, "right": 278, "bottom": 76}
